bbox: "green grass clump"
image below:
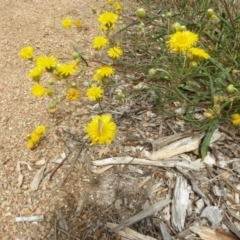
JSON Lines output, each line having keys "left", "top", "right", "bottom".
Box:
{"left": 118, "top": 0, "right": 240, "bottom": 158}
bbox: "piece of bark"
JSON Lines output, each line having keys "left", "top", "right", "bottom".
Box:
{"left": 201, "top": 206, "right": 223, "bottom": 230}
{"left": 176, "top": 166, "right": 210, "bottom": 206}
{"left": 92, "top": 156, "right": 200, "bottom": 171}
{"left": 109, "top": 199, "right": 171, "bottom": 232}
{"left": 15, "top": 215, "right": 44, "bottom": 222}
{"left": 171, "top": 176, "right": 189, "bottom": 232}
{"left": 159, "top": 221, "right": 172, "bottom": 240}
{"left": 106, "top": 223, "right": 157, "bottom": 240}
{"left": 149, "top": 133, "right": 205, "bottom": 160}
{"left": 151, "top": 132, "right": 193, "bottom": 150}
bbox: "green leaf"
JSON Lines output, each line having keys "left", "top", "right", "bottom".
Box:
{"left": 72, "top": 44, "right": 88, "bottom": 66}
{"left": 200, "top": 119, "right": 218, "bottom": 160}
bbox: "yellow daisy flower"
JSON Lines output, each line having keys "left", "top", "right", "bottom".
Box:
{"left": 189, "top": 47, "right": 210, "bottom": 60}
{"left": 108, "top": 46, "right": 123, "bottom": 59}
{"left": 92, "top": 36, "right": 109, "bottom": 50}
{"left": 98, "top": 11, "right": 118, "bottom": 30}
{"left": 232, "top": 114, "right": 240, "bottom": 126}
{"left": 98, "top": 65, "right": 115, "bottom": 77}
{"left": 167, "top": 31, "right": 199, "bottom": 53}
{"left": 19, "top": 46, "right": 34, "bottom": 60}
{"left": 62, "top": 18, "right": 72, "bottom": 29}
{"left": 31, "top": 84, "right": 46, "bottom": 97}
{"left": 66, "top": 88, "right": 80, "bottom": 101}
{"left": 107, "top": 0, "right": 114, "bottom": 4}
{"left": 36, "top": 56, "right": 58, "bottom": 71}
{"left": 28, "top": 67, "right": 43, "bottom": 82}
{"left": 27, "top": 139, "right": 34, "bottom": 149}
{"left": 86, "top": 114, "right": 117, "bottom": 145}
{"left": 30, "top": 132, "right": 41, "bottom": 143}
{"left": 86, "top": 85, "right": 104, "bottom": 101}
{"left": 57, "top": 62, "right": 78, "bottom": 78}
{"left": 35, "top": 125, "right": 46, "bottom": 135}
{"left": 93, "top": 66, "right": 115, "bottom": 82}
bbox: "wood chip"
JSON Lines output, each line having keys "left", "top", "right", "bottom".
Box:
{"left": 106, "top": 223, "right": 157, "bottom": 240}
{"left": 171, "top": 176, "right": 189, "bottom": 231}
{"left": 201, "top": 206, "right": 224, "bottom": 230}
{"left": 109, "top": 199, "right": 171, "bottom": 232}
{"left": 92, "top": 156, "right": 200, "bottom": 171}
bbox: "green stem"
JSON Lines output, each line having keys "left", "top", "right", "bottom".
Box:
{"left": 98, "top": 99, "right": 104, "bottom": 113}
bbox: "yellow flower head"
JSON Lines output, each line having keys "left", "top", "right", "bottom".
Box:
{"left": 189, "top": 47, "right": 210, "bottom": 60}
{"left": 86, "top": 114, "right": 117, "bottom": 145}
{"left": 232, "top": 114, "right": 240, "bottom": 126}
{"left": 74, "top": 19, "right": 82, "bottom": 28}
{"left": 28, "top": 67, "right": 43, "bottom": 82}
{"left": 92, "top": 36, "right": 109, "bottom": 50}
{"left": 67, "top": 88, "right": 80, "bottom": 101}
{"left": 31, "top": 84, "right": 46, "bottom": 98}
{"left": 108, "top": 46, "right": 123, "bottom": 59}
{"left": 30, "top": 132, "right": 41, "bottom": 143}
{"left": 36, "top": 56, "right": 58, "bottom": 71}
{"left": 98, "top": 11, "right": 118, "bottom": 30}
{"left": 86, "top": 85, "right": 104, "bottom": 101}
{"left": 35, "top": 125, "right": 46, "bottom": 135}
{"left": 93, "top": 66, "right": 115, "bottom": 82}
{"left": 98, "top": 66, "right": 115, "bottom": 77}
{"left": 19, "top": 46, "right": 34, "bottom": 60}
{"left": 62, "top": 18, "right": 72, "bottom": 29}
{"left": 27, "top": 139, "right": 34, "bottom": 149}
{"left": 167, "top": 31, "right": 199, "bottom": 53}
{"left": 114, "top": 2, "right": 123, "bottom": 12}
{"left": 57, "top": 62, "right": 78, "bottom": 78}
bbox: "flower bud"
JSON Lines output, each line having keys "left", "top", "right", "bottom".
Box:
{"left": 72, "top": 51, "right": 79, "bottom": 60}
{"left": 206, "top": 8, "right": 214, "bottom": 18}
{"left": 71, "top": 82, "right": 77, "bottom": 88}
{"left": 213, "top": 104, "right": 221, "bottom": 114}
{"left": 214, "top": 95, "right": 225, "bottom": 104}
{"left": 204, "top": 109, "right": 214, "bottom": 120}
{"left": 227, "top": 84, "right": 237, "bottom": 93}
{"left": 166, "top": 12, "right": 172, "bottom": 18}
{"left": 48, "top": 79, "right": 54, "bottom": 85}
{"left": 148, "top": 68, "right": 157, "bottom": 77}
{"left": 136, "top": 8, "right": 146, "bottom": 19}
{"left": 190, "top": 61, "right": 198, "bottom": 68}
{"left": 172, "top": 22, "right": 181, "bottom": 32}
{"left": 232, "top": 69, "right": 240, "bottom": 75}
{"left": 180, "top": 25, "right": 187, "bottom": 31}
{"left": 116, "top": 92, "right": 125, "bottom": 102}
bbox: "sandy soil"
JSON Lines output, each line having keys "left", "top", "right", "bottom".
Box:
{"left": 0, "top": 0, "right": 131, "bottom": 239}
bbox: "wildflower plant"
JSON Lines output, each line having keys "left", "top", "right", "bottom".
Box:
{"left": 116, "top": 0, "right": 240, "bottom": 159}
{"left": 20, "top": 2, "right": 123, "bottom": 148}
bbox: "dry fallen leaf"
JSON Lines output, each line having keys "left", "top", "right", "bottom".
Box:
{"left": 30, "top": 165, "right": 46, "bottom": 191}
{"left": 98, "top": 146, "right": 110, "bottom": 158}
{"left": 16, "top": 161, "right": 32, "bottom": 188}
{"left": 91, "top": 165, "right": 113, "bottom": 174}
